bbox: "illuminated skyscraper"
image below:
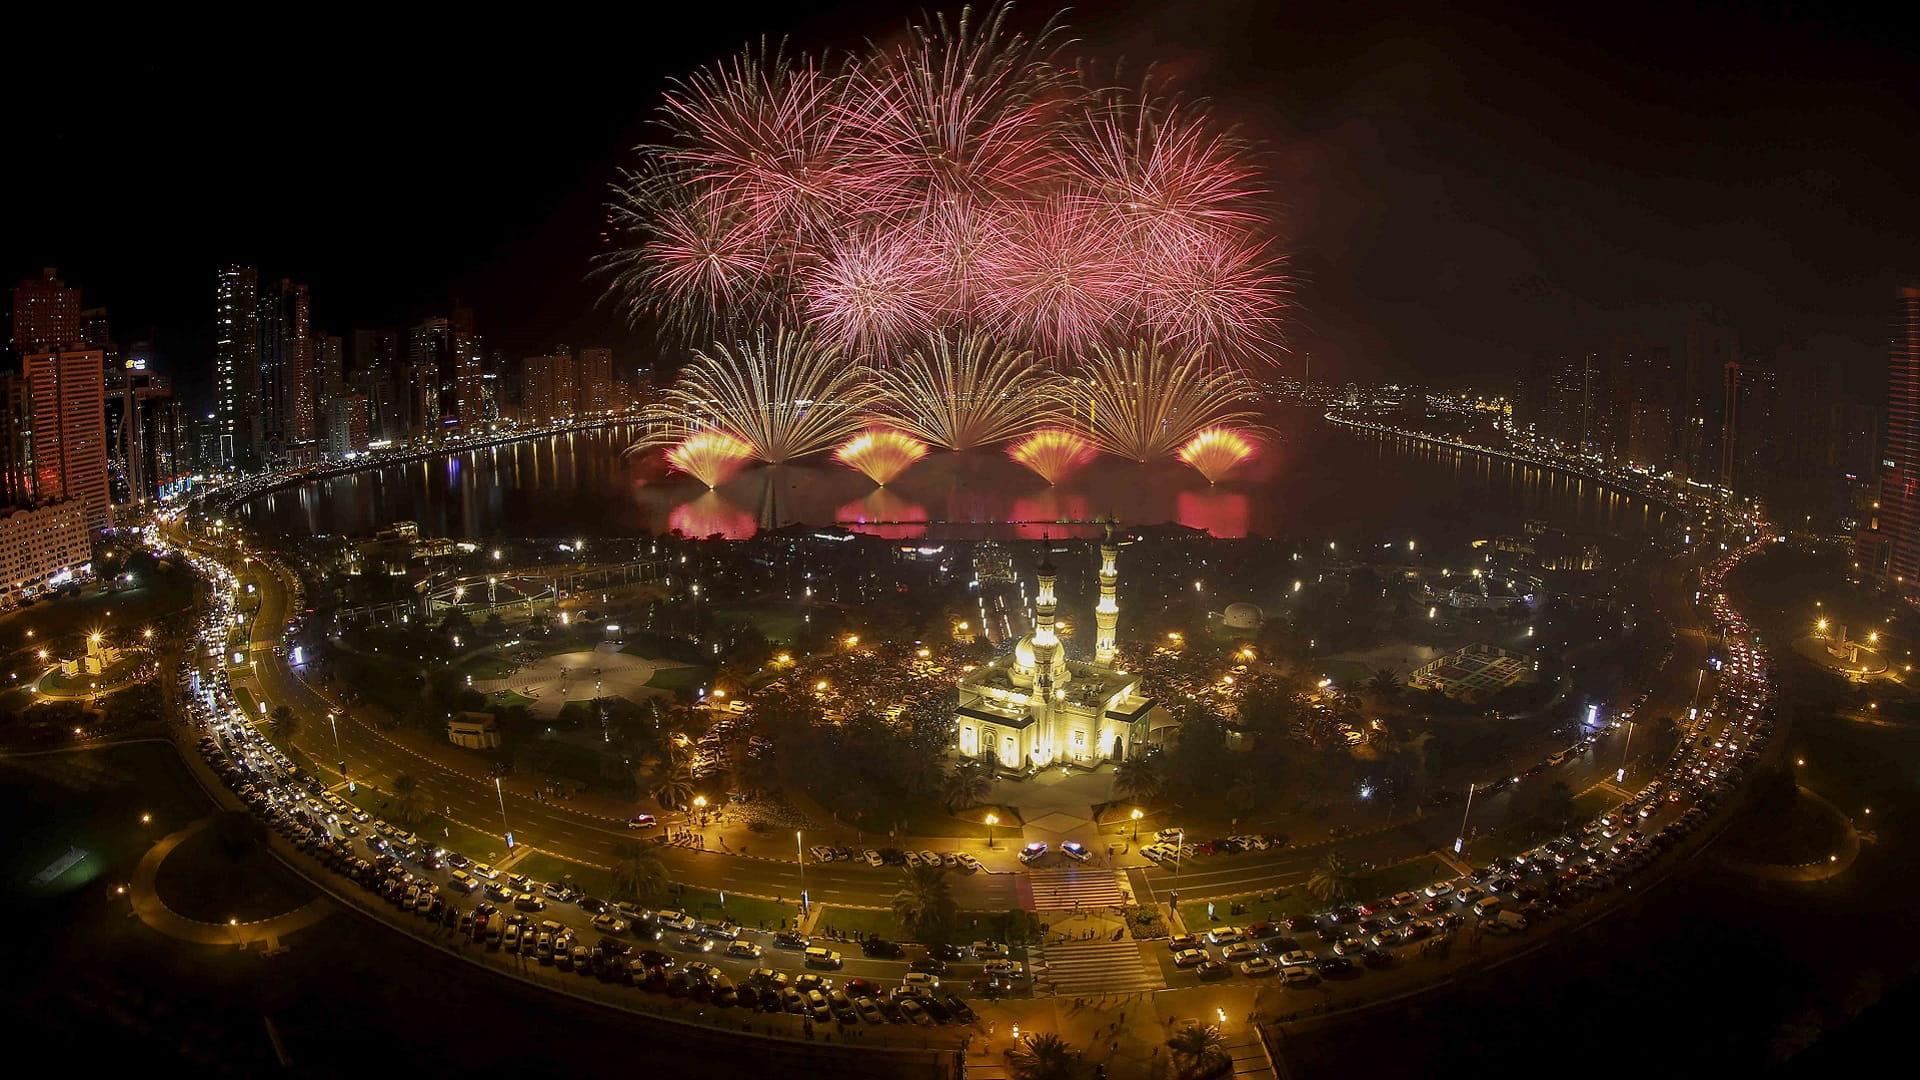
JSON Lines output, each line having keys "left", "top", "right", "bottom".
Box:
{"left": 214, "top": 265, "right": 260, "bottom": 468}
{"left": 22, "top": 348, "right": 110, "bottom": 532}
{"left": 1864, "top": 286, "right": 1920, "bottom": 599}
{"left": 9, "top": 268, "right": 82, "bottom": 358}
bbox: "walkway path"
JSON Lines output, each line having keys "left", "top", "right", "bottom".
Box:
{"left": 1717, "top": 784, "right": 1861, "bottom": 882}
{"left": 128, "top": 817, "right": 333, "bottom": 948}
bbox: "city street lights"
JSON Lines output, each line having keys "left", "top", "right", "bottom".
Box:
{"left": 985, "top": 812, "right": 999, "bottom": 849}
{"left": 1454, "top": 782, "right": 1476, "bottom": 855}
{"left": 328, "top": 711, "right": 352, "bottom": 793}
{"left": 693, "top": 794, "right": 708, "bottom": 827}
{"left": 1131, "top": 808, "right": 1143, "bottom": 842}
{"left": 1616, "top": 721, "right": 1635, "bottom": 783}
{"left": 796, "top": 830, "right": 808, "bottom": 915}
{"left": 495, "top": 776, "right": 513, "bottom": 849}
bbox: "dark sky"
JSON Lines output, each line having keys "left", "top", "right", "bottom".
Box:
{"left": 9, "top": 1, "right": 1915, "bottom": 408}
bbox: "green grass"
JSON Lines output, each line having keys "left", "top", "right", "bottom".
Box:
{"left": 1573, "top": 788, "right": 1623, "bottom": 819}
{"left": 1177, "top": 854, "right": 1452, "bottom": 928}
{"left": 678, "top": 886, "right": 794, "bottom": 929}
{"left": 231, "top": 685, "right": 258, "bottom": 719}
{"left": 815, "top": 905, "right": 903, "bottom": 940}
{"left": 39, "top": 657, "right": 140, "bottom": 696}
{"left": 886, "top": 807, "right": 993, "bottom": 839}
{"left": 710, "top": 602, "right": 811, "bottom": 644}
{"left": 0, "top": 742, "right": 211, "bottom": 901}
{"left": 643, "top": 665, "right": 712, "bottom": 695}
{"left": 512, "top": 851, "right": 615, "bottom": 898}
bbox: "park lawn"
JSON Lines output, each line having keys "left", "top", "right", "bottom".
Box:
{"left": 889, "top": 807, "right": 992, "bottom": 840}
{"left": 232, "top": 685, "right": 258, "bottom": 719}
{"left": 40, "top": 657, "right": 140, "bottom": 696}
{"left": 677, "top": 886, "right": 793, "bottom": 930}
{"left": 0, "top": 685, "right": 38, "bottom": 716}
{"left": 0, "top": 742, "right": 211, "bottom": 902}
{"left": 1176, "top": 854, "right": 1454, "bottom": 929}
{"left": 815, "top": 906, "right": 902, "bottom": 941}
{"left": 706, "top": 602, "right": 811, "bottom": 644}
{"left": 513, "top": 851, "right": 615, "bottom": 899}
{"left": 1572, "top": 788, "right": 1624, "bottom": 820}
{"left": 644, "top": 665, "right": 712, "bottom": 696}
{"left": 0, "top": 570, "right": 194, "bottom": 644}
{"left": 811, "top": 906, "right": 1032, "bottom": 946}
{"left": 418, "top": 812, "right": 514, "bottom": 866}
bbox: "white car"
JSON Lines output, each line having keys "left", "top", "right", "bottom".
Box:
{"left": 956, "top": 853, "right": 983, "bottom": 873}
{"left": 1280, "top": 965, "right": 1318, "bottom": 985}
{"left": 1060, "top": 841, "right": 1091, "bottom": 862}
{"left": 1423, "top": 881, "right": 1454, "bottom": 899}
{"left": 1018, "top": 842, "right": 1049, "bottom": 865}
{"left": 864, "top": 850, "right": 885, "bottom": 867}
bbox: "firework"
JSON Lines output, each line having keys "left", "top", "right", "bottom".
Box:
{"left": 835, "top": 429, "right": 931, "bottom": 485}
{"left": 1176, "top": 426, "right": 1257, "bottom": 484}
{"left": 1061, "top": 343, "right": 1260, "bottom": 462}
{"left": 1008, "top": 427, "right": 1095, "bottom": 484}
{"left": 665, "top": 431, "right": 755, "bottom": 488}
{"left": 637, "top": 328, "right": 884, "bottom": 463}
{"left": 875, "top": 333, "right": 1050, "bottom": 450}
{"left": 605, "top": 4, "right": 1284, "bottom": 362}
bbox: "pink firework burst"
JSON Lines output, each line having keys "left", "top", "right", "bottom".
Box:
{"left": 803, "top": 230, "right": 947, "bottom": 355}
{"left": 978, "top": 198, "right": 1132, "bottom": 358}
{"left": 1139, "top": 234, "right": 1286, "bottom": 360}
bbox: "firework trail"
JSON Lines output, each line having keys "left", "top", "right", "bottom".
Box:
{"left": 1061, "top": 343, "right": 1260, "bottom": 462}
{"left": 875, "top": 333, "right": 1051, "bottom": 450}
{"left": 1008, "top": 427, "right": 1095, "bottom": 484}
{"left": 1176, "top": 426, "right": 1257, "bottom": 483}
{"left": 835, "top": 429, "right": 932, "bottom": 485}
{"left": 636, "top": 329, "right": 884, "bottom": 463}
{"left": 665, "top": 431, "right": 756, "bottom": 488}
{"left": 604, "top": 3, "right": 1284, "bottom": 362}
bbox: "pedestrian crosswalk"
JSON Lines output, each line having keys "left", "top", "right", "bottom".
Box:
{"left": 1026, "top": 867, "right": 1127, "bottom": 911}
{"left": 1033, "top": 940, "right": 1162, "bottom": 994}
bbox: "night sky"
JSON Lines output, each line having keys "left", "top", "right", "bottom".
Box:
{"left": 10, "top": 1, "right": 1915, "bottom": 408}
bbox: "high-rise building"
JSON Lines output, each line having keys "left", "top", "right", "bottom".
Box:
{"left": 577, "top": 347, "right": 614, "bottom": 415}
{"left": 259, "top": 278, "right": 312, "bottom": 454}
{"left": 408, "top": 318, "right": 454, "bottom": 437}
{"left": 1862, "top": 286, "right": 1920, "bottom": 600}
{"left": 10, "top": 268, "right": 82, "bottom": 358}
{"left": 0, "top": 500, "right": 91, "bottom": 607}
{"left": 316, "top": 333, "right": 345, "bottom": 408}
{"left": 214, "top": 266, "right": 260, "bottom": 468}
{"left": 0, "top": 374, "right": 33, "bottom": 504}
{"left": 520, "top": 350, "right": 576, "bottom": 424}
{"left": 351, "top": 330, "right": 401, "bottom": 442}
{"left": 324, "top": 394, "right": 371, "bottom": 456}
{"left": 1679, "top": 322, "right": 1738, "bottom": 480}
{"left": 22, "top": 348, "right": 110, "bottom": 532}
{"left": 105, "top": 362, "right": 187, "bottom": 503}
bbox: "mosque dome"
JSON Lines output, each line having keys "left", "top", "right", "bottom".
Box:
{"left": 1223, "top": 602, "right": 1265, "bottom": 630}
{"left": 1011, "top": 633, "right": 1070, "bottom": 688}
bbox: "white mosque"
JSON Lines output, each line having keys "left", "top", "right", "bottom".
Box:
{"left": 954, "top": 529, "right": 1164, "bottom": 770}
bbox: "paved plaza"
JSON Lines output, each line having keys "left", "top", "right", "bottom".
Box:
{"left": 473, "top": 644, "right": 698, "bottom": 719}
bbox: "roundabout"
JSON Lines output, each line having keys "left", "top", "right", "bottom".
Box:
{"left": 130, "top": 817, "right": 331, "bottom": 948}
{"left": 1791, "top": 624, "right": 1892, "bottom": 682}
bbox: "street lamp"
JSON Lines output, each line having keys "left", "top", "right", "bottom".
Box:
{"left": 495, "top": 776, "right": 513, "bottom": 849}
{"left": 1130, "top": 807, "right": 1143, "bottom": 842}
{"left": 796, "top": 830, "right": 807, "bottom": 915}
{"left": 985, "top": 812, "right": 999, "bottom": 849}
{"left": 693, "top": 794, "right": 708, "bottom": 826}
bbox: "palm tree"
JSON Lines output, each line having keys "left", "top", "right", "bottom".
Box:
{"left": 1367, "top": 667, "right": 1402, "bottom": 696}
{"left": 1224, "top": 772, "right": 1260, "bottom": 822}
{"left": 1007, "top": 1032, "right": 1079, "bottom": 1080}
{"left": 1113, "top": 756, "right": 1164, "bottom": 805}
{"left": 1307, "top": 849, "right": 1361, "bottom": 904}
{"left": 735, "top": 751, "right": 780, "bottom": 796}
{"left": 1166, "top": 1022, "right": 1227, "bottom": 1079}
{"left": 942, "top": 763, "right": 993, "bottom": 812}
{"left": 388, "top": 772, "right": 427, "bottom": 826}
{"left": 891, "top": 864, "right": 957, "bottom": 942}
{"left": 611, "top": 841, "right": 671, "bottom": 905}
{"left": 269, "top": 704, "right": 298, "bottom": 741}
{"left": 651, "top": 763, "right": 696, "bottom": 811}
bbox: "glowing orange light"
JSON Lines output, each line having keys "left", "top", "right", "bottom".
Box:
{"left": 834, "top": 429, "right": 930, "bottom": 486}
{"left": 1008, "top": 428, "right": 1095, "bottom": 485}
{"left": 665, "top": 431, "right": 755, "bottom": 488}
{"left": 1176, "top": 426, "right": 1257, "bottom": 484}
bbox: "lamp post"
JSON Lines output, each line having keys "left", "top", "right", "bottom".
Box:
{"left": 1616, "top": 721, "right": 1635, "bottom": 783}
{"left": 796, "top": 830, "right": 807, "bottom": 915}
{"left": 985, "top": 812, "right": 999, "bottom": 849}
{"left": 1130, "top": 807, "right": 1143, "bottom": 843}
{"left": 495, "top": 776, "right": 513, "bottom": 849}
{"left": 1454, "top": 782, "right": 1476, "bottom": 856}
{"left": 693, "top": 794, "right": 708, "bottom": 827}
